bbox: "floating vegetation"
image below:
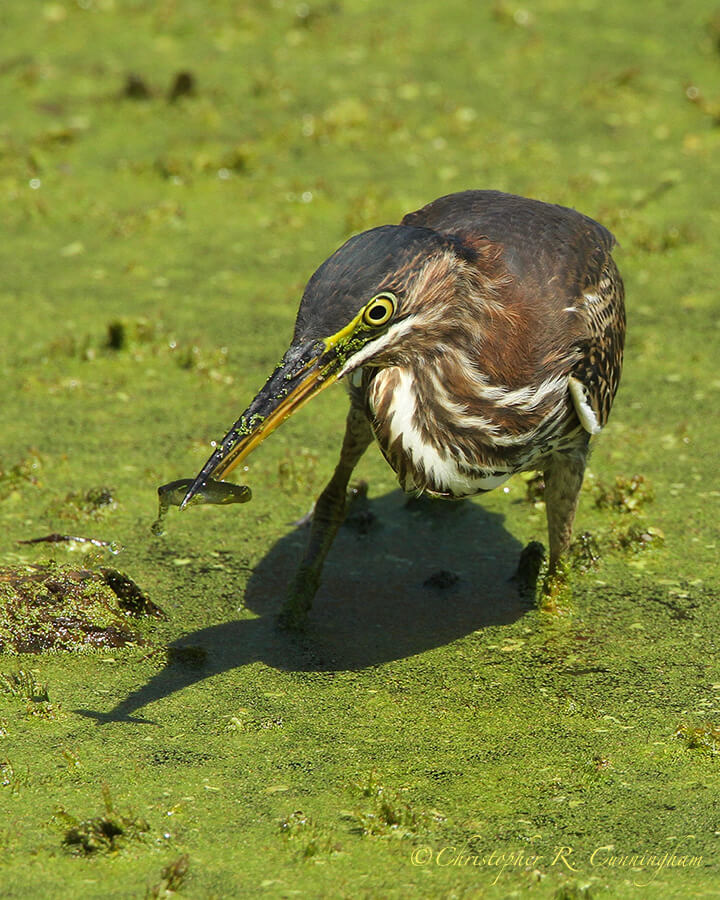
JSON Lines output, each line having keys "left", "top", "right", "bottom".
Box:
{"left": 708, "top": 8, "right": 720, "bottom": 53}
{"left": 98, "top": 569, "right": 165, "bottom": 618}
{"left": 593, "top": 755, "right": 612, "bottom": 772}
{"left": 105, "top": 317, "right": 161, "bottom": 352}
{"left": 348, "top": 772, "right": 442, "bottom": 838}
{"left": 153, "top": 143, "right": 253, "bottom": 181}
{"left": 0, "top": 669, "right": 49, "bottom": 703}
{"left": 57, "top": 784, "right": 150, "bottom": 855}
{"left": 277, "top": 448, "right": 320, "bottom": 495}
{"left": 0, "top": 565, "right": 163, "bottom": 654}
{"left": 224, "top": 709, "right": 284, "bottom": 733}
{"left": 47, "top": 317, "right": 234, "bottom": 383}
{"left": 645, "top": 587, "right": 698, "bottom": 621}
{"left": 626, "top": 219, "right": 696, "bottom": 254}
{"left": 0, "top": 669, "right": 58, "bottom": 719}
{"left": 609, "top": 522, "right": 665, "bottom": 553}
{"left": 146, "top": 854, "right": 191, "bottom": 898}
{"left": 675, "top": 723, "right": 720, "bottom": 755}
{"left": 0, "top": 759, "right": 15, "bottom": 787}
{"left": 278, "top": 810, "right": 340, "bottom": 860}
{"left": 0, "top": 453, "right": 41, "bottom": 502}
{"left": 593, "top": 474, "right": 654, "bottom": 513}
{"left": 122, "top": 73, "right": 152, "bottom": 101}
{"left": 553, "top": 884, "right": 594, "bottom": 900}
{"left": 343, "top": 188, "right": 386, "bottom": 234}
{"left": 121, "top": 69, "right": 197, "bottom": 105}
{"left": 168, "top": 71, "right": 196, "bottom": 103}
{"left": 685, "top": 82, "right": 720, "bottom": 127}
{"left": 44, "top": 487, "right": 117, "bottom": 521}
{"left": 165, "top": 645, "right": 208, "bottom": 667}
{"left": 568, "top": 531, "right": 602, "bottom": 572}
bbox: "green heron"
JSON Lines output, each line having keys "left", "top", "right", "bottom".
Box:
{"left": 183, "top": 190, "right": 625, "bottom": 627}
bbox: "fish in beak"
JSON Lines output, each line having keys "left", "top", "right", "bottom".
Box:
{"left": 180, "top": 335, "right": 348, "bottom": 509}
{"left": 179, "top": 227, "right": 415, "bottom": 510}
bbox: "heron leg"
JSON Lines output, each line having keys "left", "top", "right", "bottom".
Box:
{"left": 279, "top": 404, "right": 374, "bottom": 629}
{"left": 543, "top": 445, "right": 589, "bottom": 573}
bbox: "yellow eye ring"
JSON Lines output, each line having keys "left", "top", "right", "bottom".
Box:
{"left": 362, "top": 292, "right": 396, "bottom": 327}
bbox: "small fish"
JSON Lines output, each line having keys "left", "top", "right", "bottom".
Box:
{"left": 152, "top": 478, "right": 252, "bottom": 535}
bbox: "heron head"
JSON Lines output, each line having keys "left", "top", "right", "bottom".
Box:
{"left": 181, "top": 223, "right": 470, "bottom": 506}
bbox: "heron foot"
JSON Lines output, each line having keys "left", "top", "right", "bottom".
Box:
{"left": 539, "top": 558, "right": 573, "bottom": 615}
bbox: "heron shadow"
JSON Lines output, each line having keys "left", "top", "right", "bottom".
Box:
{"left": 82, "top": 490, "right": 530, "bottom": 723}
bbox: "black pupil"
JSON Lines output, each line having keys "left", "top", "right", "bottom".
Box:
{"left": 369, "top": 304, "right": 386, "bottom": 320}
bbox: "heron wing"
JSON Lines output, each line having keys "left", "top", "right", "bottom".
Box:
{"left": 401, "top": 190, "right": 614, "bottom": 306}
{"left": 402, "top": 190, "right": 625, "bottom": 429}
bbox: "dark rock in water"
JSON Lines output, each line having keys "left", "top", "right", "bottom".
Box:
{"left": 166, "top": 645, "right": 207, "bottom": 667}
{"left": 98, "top": 568, "right": 165, "bottom": 618}
{"left": 513, "top": 541, "right": 546, "bottom": 587}
{"left": 0, "top": 564, "right": 164, "bottom": 653}
{"left": 344, "top": 508, "right": 376, "bottom": 534}
{"left": 343, "top": 479, "right": 376, "bottom": 534}
{"left": 423, "top": 569, "right": 460, "bottom": 590}
{"left": 348, "top": 480, "right": 369, "bottom": 502}
{"left": 168, "top": 71, "right": 196, "bottom": 102}
{"left": 123, "top": 73, "right": 151, "bottom": 100}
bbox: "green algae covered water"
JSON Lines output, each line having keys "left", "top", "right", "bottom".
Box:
{"left": 1, "top": 1, "right": 719, "bottom": 897}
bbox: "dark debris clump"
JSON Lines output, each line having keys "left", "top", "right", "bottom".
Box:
{"left": 98, "top": 568, "right": 164, "bottom": 618}
{"left": 57, "top": 785, "right": 150, "bottom": 854}
{"left": 344, "top": 480, "right": 377, "bottom": 534}
{"left": 0, "top": 564, "right": 164, "bottom": 654}
{"left": 423, "top": 570, "right": 460, "bottom": 590}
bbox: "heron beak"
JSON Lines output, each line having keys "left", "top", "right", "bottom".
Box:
{"left": 180, "top": 333, "right": 349, "bottom": 509}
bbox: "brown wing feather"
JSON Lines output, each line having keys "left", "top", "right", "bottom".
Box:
{"left": 568, "top": 256, "right": 626, "bottom": 428}
{"left": 401, "top": 190, "right": 615, "bottom": 309}
{"left": 402, "top": 190, "right": 626, "bottom": 428}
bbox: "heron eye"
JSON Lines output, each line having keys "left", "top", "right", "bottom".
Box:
{"left": 363, "top": 292, "right": 396, "bottom": 327}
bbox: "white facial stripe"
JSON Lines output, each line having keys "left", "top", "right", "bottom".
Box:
{"left": 337, "top": 318, "right": 415, "bottom": 379}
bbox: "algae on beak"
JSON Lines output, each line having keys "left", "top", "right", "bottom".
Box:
{"left": 180, "top": 337, "right": 344, "bottom": 509}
